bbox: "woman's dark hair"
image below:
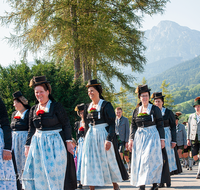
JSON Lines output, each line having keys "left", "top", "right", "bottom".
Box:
{"left": 92, "top": 85, "right": 104, "bottom": 100}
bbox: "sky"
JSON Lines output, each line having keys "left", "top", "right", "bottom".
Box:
{"left": 0, "top": 0, "right": 200, "bottom": 67}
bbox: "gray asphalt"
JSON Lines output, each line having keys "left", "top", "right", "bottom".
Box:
{"left": 79, "top": 165, "right": 200, "bottom": 190}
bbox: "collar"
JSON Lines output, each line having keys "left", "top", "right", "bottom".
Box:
{"left": 139, "top": 103, "right": 152, "bottom": 115}
{"left": 88, "top": 99, "right": 104, "bottom": 112}
{"left": 15, "top": 109, "right": 28, "bottom": 119}
{"left": 37, "top": 100, "right": 52, "bottom": 113}
{"left": 161, "top": 107, "right": 166, "bottom": 116}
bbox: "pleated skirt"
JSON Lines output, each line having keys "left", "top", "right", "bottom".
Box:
{"left": 131, "top": 125, "right": 163, "bottom": 187}
{"left": 22, "top": 129, "right": 67, "bottom": 190}
{"left": 0, "top": 128, "right": 17, "bottom": 190}
{"left": 81, "top": 124, "right": 122, "bottom": 186}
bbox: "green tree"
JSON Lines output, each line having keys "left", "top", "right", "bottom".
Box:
{"left": 160, "top": 80, "right": 174, "bottom": 109}
{"left": 1, "top": 0, "right": 169, "bottom": 90}
{"left": 114, "top": 87, "right": 135, "bottom": 122}
{"left": 0, "top": 61, "right": 90, "bottom": 133}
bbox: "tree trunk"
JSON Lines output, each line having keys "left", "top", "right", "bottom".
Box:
{"left": 71, "top": 4, "right": 80, "bottom": 80}
{"left": 92, "top": 57, "right": 97, "bottom": 79}
{"left": 81, "top": 53, "right": 86, "bottom": 82}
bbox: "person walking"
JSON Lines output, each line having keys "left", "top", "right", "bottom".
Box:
{"left": 152, "top": 92, "right": 177, "bottom": 188}
{"left": 0, "top": 97, "right": 18, "bottom": 190}
{"left": 22, "top": 76, "right": 77, "bottom": 190}
{"left": 128, "top": 85, "right": 165, "bottom": 190}
{"left": 115, "top": 107, "right": 130, "bottom": 172}
{"left": 11, "top": 91, "right": 31, "bottom": 183}
{"left": 81, "top": 79, "right": 122, "bottom": 190}
{"left": 74, "top": 103, "right": 85, "bottom": 189}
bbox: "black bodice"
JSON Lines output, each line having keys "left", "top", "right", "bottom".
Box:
{"left": 11, "top": 110, "right": 30, "bottom": 131}
{"left": 26, "top": 101, "right": 72, "bottom": 146}
{"left": 0, "top": 98, "right": 12, "bottom": 150}
{"left": 85, "top": 100, "right": 116, "bottom": 141}
{"left": 130, "top": 104, "right": 165, "bottom": 140}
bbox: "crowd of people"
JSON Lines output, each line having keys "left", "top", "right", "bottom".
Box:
{"left": 0, "top": 76, "right": 199, "bottom": 190}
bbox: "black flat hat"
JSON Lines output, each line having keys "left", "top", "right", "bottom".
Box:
{"left": 12, "top": 91, "right": 28, "bottom": 105}
{"left": 13, "top": 91, "right": 23, "bottom": 99}
{"left": 151, "top": 92, "right": 165, "bottom": 99}
{"left": 135, "top": 84, "right": 151, "bottom": 94}
{"left": 86, "top": 79, "right": 101, "bottom": 88}
{"left": 74, "top": 103, "right": 85, "bottom": 112}
{"left": 29, "top": 76, "right": 50, "bottom": 87}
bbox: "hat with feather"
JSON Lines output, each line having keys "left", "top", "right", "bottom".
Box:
{"left": 193, "top": 96, "right": 200, "bottom": 107}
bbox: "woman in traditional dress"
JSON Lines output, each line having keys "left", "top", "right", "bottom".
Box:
{"left": 11, "top": 91, "right": 31, "bottom": 182}
{"left": 128, "top": 85, "right": 165, "bottom": 190}
{"left": 74, "top": 103, "right": 85, "bottom": 189}
{"left": 0, "top": 97, "right": 17, "bottom": 190}
{"left": 152, "top": 92, "right": 177, "bottom": 188}
{"left": 22, "top": 76, "right": 77, "bottom": 190}
{"left": 81, "top": 79, "right": 123, "bottom": 190}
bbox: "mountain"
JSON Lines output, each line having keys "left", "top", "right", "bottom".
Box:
{"left": 147, "top": 55, "right": 200, "bottom": 104}
{"left": 144, "top": 20, "right": 200, "bottom": 63}
{"left": 132, "top": 56, "right": 183, "bottom": 82}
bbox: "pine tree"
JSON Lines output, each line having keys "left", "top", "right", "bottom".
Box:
{"left": 160, "top": 80, "right": 174, "bottom": 109}
{"left": 1, "top": 0, "right": 170, "bottom": 89}
{"left": 114, "top": 87, "right": 135, "bottom": 122}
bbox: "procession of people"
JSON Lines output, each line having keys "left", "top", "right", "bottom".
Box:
{"left": 0, "top": 77, "right": 199, "bottom": 190}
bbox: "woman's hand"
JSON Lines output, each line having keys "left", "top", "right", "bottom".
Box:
{"left": 105, "top": 141, "right": 111, "bottom": 151}
{"left": 187, "top": 139, "right": 191, "bottom": 146}
{"left": 161, "top": 140, "right": 165, "bottom": 149}
{"left": 171, "top": 142, "right": 176, "bottom": 148}
{"left": 66, "top": 141, "right": 74, "bottom": 155}
{"left": 25, "top": 146, "right": 30, "bottom": 157}
{"left": 128, "top": 140, "right": 133, "bottom": 152}
{"left": 3, "top": 150, "right": 12, "bottom": 160}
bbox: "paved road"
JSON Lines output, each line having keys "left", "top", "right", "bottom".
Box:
{"left": 80, "top": 165, "right": 200, "bottom": 190}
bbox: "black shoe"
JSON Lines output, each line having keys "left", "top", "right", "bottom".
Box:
{"left": 77, "top": 184, "right": 83, "bottom": 189}
{"left": 196, "top": 173, "right": 200, "bottom": 179}
{"left": 166, "top": 183, "right": 171, "bottom": 187}
{"left": 158, "top": 183, "right": 164, "bottom": 188}
{"left": 139, "top": 185, "right": 145, "bottom": 190}
{"left": 150, "top": 185, "right": 158, "bottom": 190}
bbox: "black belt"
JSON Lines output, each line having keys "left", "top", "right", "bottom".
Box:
{"left": 137, "top": 121, "right": 156, "bottom": 128}
{"left": 164, "top": 120, "right": 170, "bottom": 127}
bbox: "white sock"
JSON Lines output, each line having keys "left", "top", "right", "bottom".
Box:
{"left": 198, "top": 159, "right": 200, "bottom": 174}
{"left": 189, "top": 158, "right": 193, "bottom": 168}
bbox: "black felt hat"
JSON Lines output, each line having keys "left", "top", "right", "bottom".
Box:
{"left": 29, "top": 76, "right": 50, "bottom": 87}
{"left": 135, "top": 84, "right": 151, "bottom": 94}
{"left": 74, "top": 103, "right": 85, "bottom": 112}
{"left": 151, "top": 92, "right": 165, "bottom": 99}
{"left": 86, "top": 79, "right": 101, "bottom": 88}
{"left": 13, "top": 91, "right": 29, "bottom": 106}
